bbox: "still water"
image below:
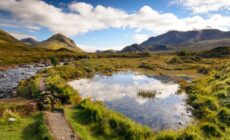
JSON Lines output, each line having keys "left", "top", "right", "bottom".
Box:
{"left": 69, "top": 72, "right": 192, "bottom": 130}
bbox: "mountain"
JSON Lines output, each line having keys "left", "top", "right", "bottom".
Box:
{"left": 121, "top": 44, "right": 148, "bottom": 52}
{"left": 20, "top": 38, "right": 38, "bottom": 46}
{"left": 121, "top": 44, "right": 170, "bottom": 52}
{"left": 0, "top": 29, "right": 82, "bottom": 65}
{"left": 36, "top": 33, "right": 83, "bottom": 52}
{"left": 141, "top": 29, "right": 230, "bottom": 46}
{"left": 121, "top": 29, "right": 230, "bottom": 52}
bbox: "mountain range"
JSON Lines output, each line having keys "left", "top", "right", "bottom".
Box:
{"left": 121, "top": 29, "right": 230, "bottom": 52}
{"left": 1, "top": 28, "right": 230, "bottom": 54}
{"left": 0, "top": 30, "right": 83, "bottom": 53}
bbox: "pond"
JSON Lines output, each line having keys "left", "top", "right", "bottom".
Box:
{"left": 68, "top": 72, "right": 192, "bottom": 130}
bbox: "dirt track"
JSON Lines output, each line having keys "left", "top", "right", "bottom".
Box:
{"left": 45, "top": 111, "right": 79, "bottom": 140}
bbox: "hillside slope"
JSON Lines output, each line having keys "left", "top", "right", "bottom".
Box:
{"left": 200, "top": 46, "right": 230, "bottom": 58}
{"left": 171, "top": 38, "right": 230, "bottom": 51}
{"left": 0, "top": 29, "right": 25, "bottom": 46}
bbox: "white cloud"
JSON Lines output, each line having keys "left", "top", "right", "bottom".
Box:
{"left": 9, "top": 32, "right": 37, "bottom": 40}
{"left": 133, "top": 34, "right": 151, "bottom": 44}
{"left": 0, "top": 18, "right": 40, "bottom": 31}
{"left": 0, "top": 0, "right": 230, "bottom": 37}
{"left": 171, "top": 0, "right": 230, "bottom": 14}
{"left": 69, "top": 2, "right": 93, "bottom": 14}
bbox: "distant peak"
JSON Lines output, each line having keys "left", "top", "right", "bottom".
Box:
{"left": 48, "top": 33, "right": 73, "bottom": 43}
{"left": 20, "top": 38, "right": 37, "bottom": 41}
{"left": 20, "top": 38, "right": 38, "bottom": 46}
{"left": 50, "top": 33, "right": 68, "bottom": 39}
{"left": 53, "top": 33, "right": 65, "bottom": 37}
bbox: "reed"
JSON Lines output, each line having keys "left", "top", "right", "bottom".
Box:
{"left": 138, "top": 90, "right": 156, "bottom": 98}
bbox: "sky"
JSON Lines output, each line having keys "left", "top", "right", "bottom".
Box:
{"left": 0, "top": 0, "right": 230, "bottom": 52}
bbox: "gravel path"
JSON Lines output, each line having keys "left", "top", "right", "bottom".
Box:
{"left": 45, "top": 111, "right": 79, "bottom": 140}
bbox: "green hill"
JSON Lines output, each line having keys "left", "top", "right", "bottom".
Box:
{"left": 36, "top": 33, "right": 83, "bottom": 52}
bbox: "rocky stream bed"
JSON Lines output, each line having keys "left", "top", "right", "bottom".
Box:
{"left": 0, "top": 64, "right": 48, "bottom": 98}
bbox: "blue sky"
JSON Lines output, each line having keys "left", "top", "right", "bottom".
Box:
{"left": 0, "top": 0, "right": 230, "bottom": 51}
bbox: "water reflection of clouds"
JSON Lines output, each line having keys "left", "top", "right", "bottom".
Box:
{"left": 68, "top": 72, "right": 191, "bottom": 130}
{"left": 69, "top": 72, "right": 179, "bottom": 102}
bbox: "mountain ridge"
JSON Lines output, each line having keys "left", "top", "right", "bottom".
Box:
{"left": 121, "top": 29, "right": 230, "bottom": 52}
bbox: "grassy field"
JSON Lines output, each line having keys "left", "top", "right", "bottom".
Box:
{"left": 2, "top": 50, "right": 230, "bottom": 140}
{"left": 0, "top": 100, "right": 52, "bottom": 140}
{"left": 0, "top": 116, "right": 40, "bottom": 140}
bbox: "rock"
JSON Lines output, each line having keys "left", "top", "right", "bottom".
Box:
{"left": 8, "top": 118, "right": 16, "bottom": 122}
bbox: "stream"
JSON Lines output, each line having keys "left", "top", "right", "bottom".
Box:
{"left": 0, "top": 65, "right": 47, "bottom": 98}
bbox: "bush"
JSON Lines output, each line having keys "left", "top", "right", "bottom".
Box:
{"left": 178, "top": 132, "right": 202, "bottom": 140}
{"left": 168, "top": 57, "right": 183, "bottom": 64}
{"left": 17, "top": 77, "right": 41, "bottom": 98}
{"left": 200, "top": 123, "right": 222, "bottom": 137}
{"left": 138, "top": 63, "right": 156, "bottom": 70}
{"left": 218, "top": 108, "right": 230, "bottom": 126}
{"left": 50, "top": 56, "right": 59, "bottom": 66}
{"left": 177, "top": 51, "right": 188, "bottom": 56}
{"left": 197, "top": 67, "right": 210, "bottom": 74}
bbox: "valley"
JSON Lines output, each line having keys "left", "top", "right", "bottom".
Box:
{"left": 0, "top": 28, "right": 230, "bottom": 140}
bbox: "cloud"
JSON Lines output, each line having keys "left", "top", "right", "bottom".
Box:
{"left": 9, "top": 32, "right": 37, "bottom": 40}
{"left": 0, "top": 0, "right": 230, "bottom": 37}
{"left": 0, "top": 18, "right": 40, "bottom": 31}
{"left": 171, "top": 0, "right": 230, "bottom": 14}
